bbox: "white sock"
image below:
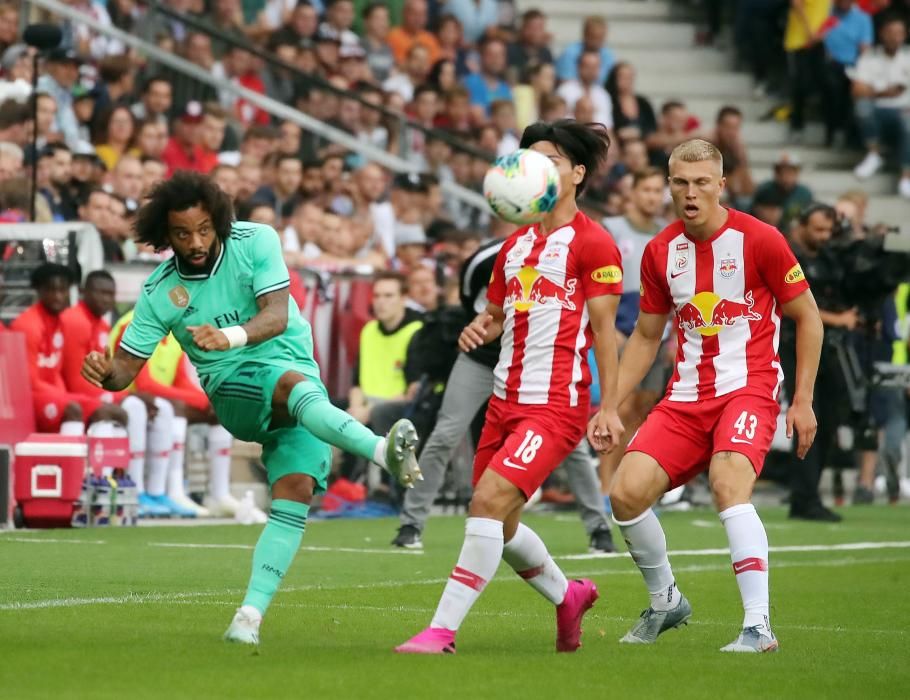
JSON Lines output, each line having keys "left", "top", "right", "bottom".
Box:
{"left": 120, "top": 396, "right": 148, "bottom": 491}
{"left": 430, "top": 517, "right": 503, "bottom": 631}
{"left": 60, "top": 421, "right": 85, "bottom": 436}
{"left": 719, "top": 503, "right": 770, "bottom": 630}
{"left": 207, "top": 424, "right": 233, "bottom": 501}
{"left": 502, "top": 523, "right": 568, "bottom": 605}
{"left": 167, "top": 416, "right": 189, "bottom": 499}
{"left": 614, "top": 509, "right": 679, "bottom": 611}
{"left": 145, "top": 402, "right": 173, "bottom": 497}
{"left": 372, "top": 438, "right": 387, "bottom": 468}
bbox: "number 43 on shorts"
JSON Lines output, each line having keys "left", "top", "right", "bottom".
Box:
{"left": 731, "top": 410, "right": 758, "bottom": 443}
{"left": 503, "top": 430, "right": 544, "bottom": 470}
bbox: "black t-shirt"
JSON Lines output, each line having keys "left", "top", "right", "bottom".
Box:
{"left": 459, "top": 238, "right": 505, "bottom": 369}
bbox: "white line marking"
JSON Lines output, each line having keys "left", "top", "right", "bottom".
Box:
{"left": 560, "top": 540, "right": 910, "bottom": 560}
{"left": 691, "top": 519, "right": 792, "bottom": 530}
{"left": 148, "top": 543, "right": 423, "bottom": 555}
{"left": 0, "top": 537, "right": 107, "bottom": 545}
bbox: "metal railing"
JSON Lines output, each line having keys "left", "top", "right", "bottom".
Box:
{"left": 25, "top": 0, "right": 489, "bottom": 213}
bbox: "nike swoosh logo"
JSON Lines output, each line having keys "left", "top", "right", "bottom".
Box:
{"left": 670, "top": 270, "right": 689, "bottom": 279}
{"left": 502, "top": 457, "right": 528, "bottom": 471}
{"left": 730, "top": 436, "right": 753, "bottom": 445}
{"left": 733, "top": 562, "right": 750, "bottom": 573}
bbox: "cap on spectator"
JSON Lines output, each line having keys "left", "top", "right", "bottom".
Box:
{"left": 1, "top": 44, "right": 28, "bottom": 74}
{"left": 71, "top": 82, "right": 100, "bottom": 101}
{"left": 752, "top": 186, "right": 786, "bottom": 208}
{"left": 392, "top": 172, "right": 428, "bottom": 193}
{"left": 339, "top": 44, "right": 366, "bottom": 60}
{"left": 46, "top": 47, "right": 83, "bottom": 65}
{"left": 774, "top": 151, "right": 802, "bottom": 169}
{"left": 395, "top": 222, "right": 428, "bottom": 247}
{"left": 315, "top": 26, "right": 342, "bottom": 44}
{"left": 72, "top": 140, "right": 105, "bottom": 169}
{"left": 179, "top": 100, "right": 204, "bottom": 124}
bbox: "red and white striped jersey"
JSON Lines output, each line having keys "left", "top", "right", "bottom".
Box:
{"left": 487, "top": 211, "right": 623, "bottom": 407}
{"left": 640, "top": 209, "right": 809, "bottom": 403}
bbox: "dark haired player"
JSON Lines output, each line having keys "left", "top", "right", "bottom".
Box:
{"left": 396, "top": 120, "right": 624, "bottom": 654}
{"left": 81, "top": 171, "right": 422, "bottom": 646}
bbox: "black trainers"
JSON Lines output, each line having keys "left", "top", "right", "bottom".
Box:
{"left": 852, "top": 486, "right": 874, "bottom": 505}
{"left": 392, "top": 524, "right": 423, "bottom": 550}
{"left": 589, "top": 526, "right": 615, "bottom": 553}
{"left": 789, "top": 504, "right": 843, "bottom": 522}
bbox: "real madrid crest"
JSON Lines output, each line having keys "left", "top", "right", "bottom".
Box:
{"left": 169, "top": 284, "right": 190, "bottom": 308}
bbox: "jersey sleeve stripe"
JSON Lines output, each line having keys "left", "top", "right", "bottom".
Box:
{"left": 254, "top": 279, "right": 290, "bottom": 297}
{"left": 118, "top": 339, "right": 152, "bottom": 359}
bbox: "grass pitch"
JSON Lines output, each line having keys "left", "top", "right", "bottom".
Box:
{"left": 1, "top": 506, "right": 908, "bottom": 699}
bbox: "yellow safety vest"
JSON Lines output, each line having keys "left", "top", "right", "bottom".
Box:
{"left": 358, "top": 318, "right": 423, "bottom": 400}
{"left": 109, "top": 310, "right": 184, "bottom": 387}
{"left": 892, "top": 284, "right": 909, "bottom": 365}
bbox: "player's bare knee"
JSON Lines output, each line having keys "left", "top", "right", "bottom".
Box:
{"left": 273, "top": 371, "right": 309, "bottom": 407}
{"left": 271, "top": 474, "right": 315, "bottom": 505}
{"left": 469, "top": 484, "right": 516, "bottom": 520}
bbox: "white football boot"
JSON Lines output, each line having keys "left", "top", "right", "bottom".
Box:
{"left": 224, "top": 606, "right": 262, "bottom": 646}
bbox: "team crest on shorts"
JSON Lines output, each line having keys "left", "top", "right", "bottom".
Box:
{"left": 169, "top": 284, "right": 190, "bottom": 308}
{"left": 719, "top": 258, "right": 737, "bottom": 278}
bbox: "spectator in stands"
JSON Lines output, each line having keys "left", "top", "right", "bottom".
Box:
{"left": 162, "top": 101, "right": 206, "bottom": 175}
{"left": 11, "top": 263, "right": 125, "bottom": 433}
{"left": 283, "top": 198, "right": 324, "bottom": 261}
{"left": 555, "top": 16, "right": 614, "bottom": 84}
{"left": 209, "top": 0, "right": 246, "bottom": 57}
{"left": 435, "top": 14, "right": 471, "bottom": 79}
{"left": 70, "top": 86, "right": 97, "bottom": 147}
{"left": 37, "top": 48, "right": 82, "bottom": 147}
{"left": 427, "top": 58, "right": 457, "bottom": 94}
{"left": 348, "top": 271, "right": 424, "bottom": 425}
{"left": 602, "top": 137, "right": 650, "bottom": 195}
{"left": 436, "top": 85, "right": 473, "bottom": 131}
{"left": 131, "top": 76, "right": 173, "bottom": 125}
{"left": 320, "top": 0, "right": 359, "bottom": 47}
{"left": 93, "top": 105, "right": 137, "bottom": 170}
{"left": 557, "top": 49, "right": 613, "bottom": 128}
{"left": 210, "top": 162, "right": 240, "bottom": 199}
{"left": 507, "top": 9, "right": 554, "bottom": 84}
{"left": 387, "top": 0, "right": 441, "bottom": 66}
{"left": 361, "top": 2, "right": 395, "bottom": 82}
{"left": 135, "top": 119, "right": 168, "bottom": 161}
{"left": 605, "top": 62, "right": 657, "bottom": 144}
{"left": 489, "top": 99, "right": 519, "bottom": 156}
{"left": 356, "top": 84, "right": 390, "bottom": 150}
{"left": 823, "top": 0, "right": 874, "bottom": 146}
{"left": 406, "top": 265, "right": 440, "bottom": 313}
{"left": 163, "top": 32, "right": 219, "bottom": 114}
{"left": 647, "top": 100, "right": 700, "bottom": 168}
{"left": 709, "top": 105, "right": 755, "bottom": 208}
{"left": 750, "top": 186, "right": 786, "bottom": 230}
{"left": 110, "top": 153, "right": 144, "bottom": 205}
{"left": 851, "top": 14, "right": 910, "bottom": 198}
{"left": 0, "top": 2, "right": 18, "bottom": 56}
{"left": 70, "top": 142, "right": 105, "bottom": 198}
{"left": 272, "top": 0, "right": 319, "bottom": 47}
{"left": 253, "top": 153, "right": 303, "bottom": 217}
{"left": 196, "top": 102, "right": 227, "bottom": 173}
{"left": 0, "top": 99, "right": 29, "bottom": 149}
{"left": 78, "top": 187, "right": 120, "bottom": 261}
{"left": 0, "top": 44, "right": 33, "bottom": 104}
{"left": 394, "top": 221, "right": 429, "bottom": 272}
{"left": 753, "top": 152, "right": 814, "bottom": 231}
{"left": 38, "top": 143, "right": 78, "bottom": 221}
{"left": 95, "top": 55, "right": 135, "bottom": 113}
{"left": 384, "top": 43, "right": 431, "bottom": 102}
{"left": 464, "top": 37, "right": 512, "bottom": 117}
{"left": 140, "top": 156, "right": 167, "bottom": 197}
{"left": 0, "top": 140, "right": 22, "bottom": 182}
{"left": 314, "top": 28, "right": 342, "bottom": 74}
{"left": 446, "top": 0, "right": 498, "bottom": 44}
{"left": 785, "top": 0, "right": 831, "bottom": 142}
{"left": 214, "top": 45, "right": 270, "bottom": 128}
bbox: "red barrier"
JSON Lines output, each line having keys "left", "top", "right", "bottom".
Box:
{"left": 0, "top": 331, "right": 36, "bottom": 523}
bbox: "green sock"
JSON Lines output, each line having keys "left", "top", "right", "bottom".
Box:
{"left": 242, "top": 499, "right": 309, "bottom": 615}
{"left": 287, "top": 380, "right": 383, "bottom": 463}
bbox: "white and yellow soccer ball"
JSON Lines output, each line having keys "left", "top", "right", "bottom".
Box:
{"left": 483, "top": 148, "right": 561, "bottom": 225}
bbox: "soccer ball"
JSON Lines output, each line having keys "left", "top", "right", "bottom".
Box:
{"left": 483, "top": 149, "right": 561, "bottom": 225}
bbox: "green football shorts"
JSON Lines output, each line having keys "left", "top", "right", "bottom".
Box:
{"left": 209, "top": 360, "right": 331, "bottom": 493}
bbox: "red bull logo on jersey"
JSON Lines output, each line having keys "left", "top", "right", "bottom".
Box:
{"left": 677, "top": 290, "right": 762, "bottom": 336}
{"left": 505, "top": 265, "right": 577, "bottom": 312}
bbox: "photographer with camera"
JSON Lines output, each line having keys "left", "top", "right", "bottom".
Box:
{"left": 784, "top": 203, "right": 910, "bottom": 518}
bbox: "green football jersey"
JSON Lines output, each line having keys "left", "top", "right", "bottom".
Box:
{"left": 120, "top": 221, "right": 320, "bottom": 394}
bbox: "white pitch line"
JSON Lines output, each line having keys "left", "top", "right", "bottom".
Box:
{"left": 0, "top": 537, "right": 107, "bottom": 545}
{"left": 3, "top": 554, "right": 907, "bottom": 614}
{"left": 560, "top": 540, "right": 910, "bottom": 560}
{"left": 148, "top": 542, "right": 424, "bottom": 555}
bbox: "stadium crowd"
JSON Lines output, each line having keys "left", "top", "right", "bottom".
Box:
{"left": 1, "top": 0, "right": 909, "bottom": 529}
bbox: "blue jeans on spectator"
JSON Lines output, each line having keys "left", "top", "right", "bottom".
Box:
{"left": 854, "top": 99, "right": 910, "bottom": 168}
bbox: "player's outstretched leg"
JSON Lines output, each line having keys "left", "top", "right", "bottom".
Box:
{"left": 285, "top": 377, "right": 421, "bottom": 487}
{"left": 225, "top": 484, "right": 311, "bottom": 646}
{"left": 718, "top": 503, "right": 778, "bottom": 653}
{"left": 612, "top": 453, "right": 691, "bottom": 644}
{"left": 502, "top": 522, "right": 599, "bottom": 652}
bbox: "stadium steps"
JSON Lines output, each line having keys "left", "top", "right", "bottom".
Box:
{"left": 530, "top": 0, "right": 907, "bottom": 222}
